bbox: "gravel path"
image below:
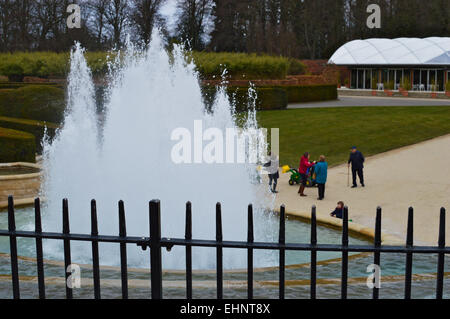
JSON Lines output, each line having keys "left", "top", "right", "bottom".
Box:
{"left": 288, "top": 96, "right": 450, "bottom": 108}
{"left": 274, "top": 134, "right": 450, "bottom": 245}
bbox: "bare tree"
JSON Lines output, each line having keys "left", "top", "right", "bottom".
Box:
{"left": 34, "top": 0, "right": 68, "bottom": 50}
{"left": 176, "top": 0, "right": 214, "bottom": 51}
{"left": 104, "top": 0, "right": 129, "bottom": 48}
{"left": 87, "top": 0, "right": 109, "bottom": 48}
{"left": 131, "top": 0, "right": 166, "bottom": 45}
{"left": 0, "top": 0, "right": 15, "bottom": 51}
{"left": 10, "top": 0, "right": 36, "bottom": 51}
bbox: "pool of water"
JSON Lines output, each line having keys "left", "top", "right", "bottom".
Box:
{"left": 0, "top": 208, "right": 448, "bottom": 299}
{"left": 0, "top": 207, "right": 368, "bottom": 270}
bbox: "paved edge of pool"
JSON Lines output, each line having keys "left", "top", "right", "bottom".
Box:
{"left": 280, "top": 208, "right": 404, "bottom": 246}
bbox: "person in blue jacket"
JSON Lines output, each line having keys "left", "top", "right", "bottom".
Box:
{"left": 314, "top": 155, "right": 328, "bottom": 200}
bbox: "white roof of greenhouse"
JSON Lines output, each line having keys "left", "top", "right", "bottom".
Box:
{"left": 328, "top": 37, "right": 450, "bottom": 66}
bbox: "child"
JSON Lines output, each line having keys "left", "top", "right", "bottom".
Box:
{"left": 330, "top": 201, "right": 345, "bottom": 219}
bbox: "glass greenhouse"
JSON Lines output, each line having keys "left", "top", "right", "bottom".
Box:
{"left": 329, "top": 37, "right": 450, "bottom": 91}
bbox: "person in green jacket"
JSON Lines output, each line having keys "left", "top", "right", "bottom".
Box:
{"left": 314, "top": 155, "right": 328, "bottom": 200}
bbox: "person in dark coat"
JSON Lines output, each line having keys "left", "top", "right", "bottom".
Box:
{"left": 348, "top": 146, "right": 365, "bottom": 188}
{"left": 264, "top": 152, "right": 279, "bottom": 193}
{"left": 330, "top": 201, "right": 345, "bottom": 219}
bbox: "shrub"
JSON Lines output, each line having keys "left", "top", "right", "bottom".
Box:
{"left": 1, "top": 63, "right": 24, "bottom": 82}
{"left": 282, "top": 84, "right": 337, "bottom": 103}
{"left": 371, "top": 77, "right": 378, "bottom": 90}
{"left": 446, "top": 81, "right": 450, "bottom": 92}
{"left": 0, "top": 127, "right": 36, "bottom": 163}
{"left": 288, "top": 59, "right": 306, "bottom": 75}
{"left": 0, "top": 85, "right": 66, "bottom": 123}
{"left": 0, "top": 116, "right": 58, "bottom": 154}
{"left": 190, "top": 52, "right": 303, "bottom": 80}
{"left": 384, "top": 80, "right": 394, "bottom": 90}
{"left": 401, "top": 78, "right": 412, "bottom": 91}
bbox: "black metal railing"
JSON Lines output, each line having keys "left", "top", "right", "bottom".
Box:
{"left": 0, "top": 195, "right": 448, "bottom": 299}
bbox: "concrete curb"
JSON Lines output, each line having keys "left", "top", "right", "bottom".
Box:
{"left": 280, "top": 208, "right": 404, "bottom": 246}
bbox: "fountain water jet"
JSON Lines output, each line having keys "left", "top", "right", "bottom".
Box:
{"left": 41, "top": 33, "right": 277, "bottom": 270}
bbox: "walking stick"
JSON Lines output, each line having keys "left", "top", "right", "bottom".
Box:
{"left": 347, "top": 165, "right": 350, "bottom": 187}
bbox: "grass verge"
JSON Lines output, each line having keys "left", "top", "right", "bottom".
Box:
{"left": 257, "top": 106, "right": 450, "bottom": 167}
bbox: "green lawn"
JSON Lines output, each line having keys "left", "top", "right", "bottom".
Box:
{"left": 257, "top": 106, "right": 450, "bottom": 168}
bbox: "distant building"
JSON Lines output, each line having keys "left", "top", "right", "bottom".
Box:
{"left": 328, "top": 38, "right": 450, "bottom": 91}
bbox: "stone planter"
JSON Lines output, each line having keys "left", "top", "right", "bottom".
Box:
{"left": 0, "top": 162, "right": 42, "bottom": 210}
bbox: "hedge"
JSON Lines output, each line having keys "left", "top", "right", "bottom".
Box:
{"left": 282, "top": 84, "right": 338, "bottom": 103}
{"left": 0, "top": 51, "right": 306, "bottom": 80}
{"left": 0, "top": 127, "right": 36, "bottom": 163}
{"left": 0, "top": 82, "right": 61, "bottom": 90}
{"left": 0, "top": 51, "right": 112, "bottom": 78}
{"left": 0, "top": 116, "right": 58, "bottom": 154}
{"left": 227, "top": 87, "right": 288, "bottom": 111}
{"left": 0, "top": 85, "right": 65, "bottom": 123}
{"left": 191, "top": 52, "right": 305, "bottom": 80}
{"left": 202, "top": 84, "right": 337, "bottom": 112}
{"left": 202, "top": 86, "right": 288, "bottom": 111}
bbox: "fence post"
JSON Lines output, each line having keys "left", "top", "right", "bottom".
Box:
{"left": 150, "top": 200, "right": 162, "bottom": 299}
{"left": 436, "top": 207, "right": 445, "bottom": 299}
{"left": 118, "top": 200, "right": 128, "bottom": 299}
{"left": 373, "top": 207, "right": 382, "bottom": 299}
{"left": 279, "top": 205, "right": 286, "bottom": 300}
{"left": 34, "top": 198, "right": 45, "bottom": 299}
{"left": 341, "top": 206, "right": 349, "bottom": 300}
{"left": 185, "top": 202, "right": 192, "bottom": 299}
{"left": 8, "top": 196, "right": 20, "bottom": 299}
{"left": 216, "top": 203, "right": 223, "bottom": 300}
{"left": 247, "top": 204, "right": 254, "bottom": 299}
{"left": 310, "top": 205, "right": 317, "bottom": 299}
{"left": 62, "top": 198, "right": 73, "bottom": 299}
{"left": 404, "top": 207, "right": 414, "bottom": 299}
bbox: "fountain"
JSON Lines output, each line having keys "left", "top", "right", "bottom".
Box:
{"left": 0, "top": 34, "right": 444, "bottom": 299}
{"left": 40, "top": 33, "right": 277, "bottom": 270}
